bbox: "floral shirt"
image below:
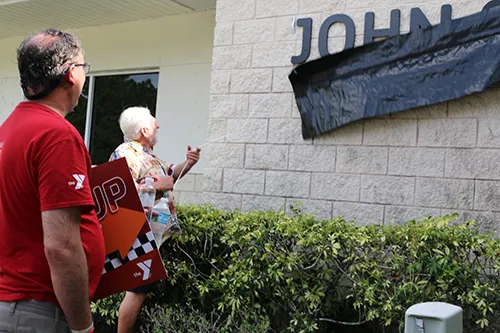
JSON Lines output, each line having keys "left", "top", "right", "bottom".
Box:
{"left": 109, "top": 140, "right": 175, "bottom": 190}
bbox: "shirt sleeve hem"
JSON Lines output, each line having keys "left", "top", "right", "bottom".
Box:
{"left": 41, "top": 200, "right": 96, "bottom": 213}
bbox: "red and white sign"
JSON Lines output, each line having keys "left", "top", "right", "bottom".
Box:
{"left": 90, "top": 158, "right": 167, "bottom": 300}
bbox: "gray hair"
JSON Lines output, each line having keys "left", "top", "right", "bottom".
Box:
{"left": 119, "top": 107, "right": 153, "bottom": 141}
{"left": 17, "top": 28, "right": 83, "bottom": 99}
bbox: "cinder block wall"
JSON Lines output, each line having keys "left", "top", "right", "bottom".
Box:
{"left": 205, "top": 0, "right": 500, "bottom": 231}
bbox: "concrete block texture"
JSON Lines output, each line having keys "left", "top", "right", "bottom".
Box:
{"left": 234, "top": 19, "right": 274, "bottom": 44}
{"left": 256, "top": 0, "right": 299, "bottom": 18}
{"left": 361, "top": 175, "right": 414, "bottom": 205}
{"left": 384, "top": 206, "right": 442, "bottom": 225}
{"left": 336, "top": 146, "right": 388, "bottom": 175}
{"left": 415, "top": 178, "right": 474, "bottom": 210}
{"left": 212, "top": 45, "right": 252, "bottom": 70}
{"left": 363, "top": 119, "right": 417, "bottom": 146}
{"left": 216, "top": 0, "right": 255, "bottom": 22}
{"left": 475, "top": 180, "right": 500, "bottom": 212}
{"left": 249, "top": 93, "right": 292, "bottom": 118}
{"left": 223, "top": 168, "right": 266, "bottom": 195}
{"left": 388, "top": 148, "right": 445, "bottom": 177}
{"left": 230, "top": 69, "right": 273, "bottom": 93}
{"left": 310, "top": 173, "right": 360, "bottom": 201}
{"left": 204, "top": 0, "right": 500, "bottom": 233}
{"left": 242, "top": 195, "right": 286, "bottom": 212}
{"left": 332, "top": 202, "right": 384, "bottom": 226}
{"left": 265, "top": 171, "right": 310, "bottom": 198}
{"left": 418, "top": 118, "right": 477, "bottom": 148}
{"left": 445, "top": 149, "right": 500, "bottom": 180}
{"left": 288, "top": 145, "right": 336, "bottom": 172}
{"left": 245, "top": 144, "right": 289, "bottom": 170}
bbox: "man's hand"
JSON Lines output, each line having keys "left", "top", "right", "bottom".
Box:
{"left": 171, "top": 146, "right": 201, "bottom": 181}
{"left": 153, "top": 175, "right": 174, "bottom": 192}
{"left": 186, "top": 145, "right": 201, "bottom": 167}
{"left": 143, "top": 208, "right": 160, "bottom": 217}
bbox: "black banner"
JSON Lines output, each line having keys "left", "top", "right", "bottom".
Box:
{"left": 289, "top": 6, "right": 500, "bottom": 139}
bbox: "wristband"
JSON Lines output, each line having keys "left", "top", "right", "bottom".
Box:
{"left": 71, "top": 322, "right": 94, "bottom": 333}
{"left": 167, "top": 164, "right": 175, "bottom": 176}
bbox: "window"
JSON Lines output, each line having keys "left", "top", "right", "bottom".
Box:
{"left": 66, "top": 80, "right": 89, "bottom": 140}
{"left": 66, "top": 72, "right": 159, "bottom": 165}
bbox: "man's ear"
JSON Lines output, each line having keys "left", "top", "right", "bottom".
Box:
{"left": 64, "top": 66, "right": 76, "bottom": 86}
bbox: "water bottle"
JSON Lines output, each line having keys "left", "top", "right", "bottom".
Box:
{"left": 151, "top": 197, "right": 170, "bottom": 247}
{"left": 139, "top": 177, "right": 155, "bottom": 222}
{"left": 164, "top": 190, "right": 181, "bottom": 235}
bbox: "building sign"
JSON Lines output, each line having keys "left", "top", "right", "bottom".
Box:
{"left": 291, "top": 0, "right": 500, "bottom": 64}
{"left": 289, "top": 4, "right": 500, "bottom": 139}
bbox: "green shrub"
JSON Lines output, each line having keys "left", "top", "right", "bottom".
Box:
{"left": 140, "top": 304, "right": 270, "bottom": 333}
{"left": 91, "top": 292, "right": 123, "bottom": 332}
{"left": 348, "top": 216, "right": 500, "bottom": 332}
{"left": 92, "top": 206, "right": 500, "bottom": 333}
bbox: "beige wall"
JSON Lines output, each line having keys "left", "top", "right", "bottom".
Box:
{"left": 207, "top": 0, "right": 500, "bottom": 231}
{"left": 0, "top": 10, "right": 215, "bottom": 203}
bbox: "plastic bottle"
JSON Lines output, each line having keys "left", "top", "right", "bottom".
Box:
{"left": 138, "top": 177, "right": 156, "bottom": 222}
{"left": 164, "top": 190, "right": 181, "bottom": 234}
{"left": 151, "top": 197, "right": 170, "bottom": 247}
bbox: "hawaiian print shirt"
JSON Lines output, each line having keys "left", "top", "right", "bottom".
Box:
{"left": 109, "top": 140, "right": 175, "bottom": 190}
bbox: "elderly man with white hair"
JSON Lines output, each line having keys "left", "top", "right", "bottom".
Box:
{"left": 109, "top": 106, "right": 200, "bottom": 333}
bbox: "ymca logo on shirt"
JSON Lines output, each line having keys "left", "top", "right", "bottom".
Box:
{"left": 68, "top": 174, "right": 85, "bottom": 190}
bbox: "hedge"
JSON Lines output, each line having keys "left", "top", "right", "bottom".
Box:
{"left": 92, "top": 205, "right": 500, "bottom": 333}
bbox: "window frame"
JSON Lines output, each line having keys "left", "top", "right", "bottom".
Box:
{"left": 82, "top": 68, "right": 160, "bottom": 147}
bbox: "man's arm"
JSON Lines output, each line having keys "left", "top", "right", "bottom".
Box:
{"left": 152, "top": 176, "right": 174, "bottom": 193}
{"left": 172, "top": 161, "right": 192, "bottom": 181}
{"left": 42, "top": 207, "right": 93, "bottom": 331}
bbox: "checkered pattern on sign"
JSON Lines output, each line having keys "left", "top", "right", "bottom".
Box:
{"left": 102, "top": 231, "right": 157, "bottom": 275}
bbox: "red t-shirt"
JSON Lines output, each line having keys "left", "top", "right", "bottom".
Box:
{"left": 0, "top": 101, "right": 105, "bottom": 306}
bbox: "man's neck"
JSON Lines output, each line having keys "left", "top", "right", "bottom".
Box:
{"left": 135, "top": 138, "right": 153, "bottom": 152}
{"left": 34, "top": 99, "right": 71, "bottom": 118}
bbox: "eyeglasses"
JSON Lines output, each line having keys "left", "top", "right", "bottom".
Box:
{"left": 74, "top": 62, "right": 90, "bottom": 74}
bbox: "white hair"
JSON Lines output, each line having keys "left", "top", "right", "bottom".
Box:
{"left": 119, "top": 107, "right": 153, "bottom": 141}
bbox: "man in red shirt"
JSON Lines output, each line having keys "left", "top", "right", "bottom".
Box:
{"left": 0, "top": 29, "right": 105, "bottom": 333}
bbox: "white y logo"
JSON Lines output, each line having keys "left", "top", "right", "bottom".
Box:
{"left": 72, "top": 174, "right": 85, "bottom": 190}
{"left": 137, "top": 259, "right": 152, "bottom": 280}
